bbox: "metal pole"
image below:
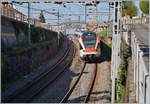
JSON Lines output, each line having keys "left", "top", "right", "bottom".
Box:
{"left": 108, "top": 3, "right": 110, "bottom": 22}
{"left": 111, "top": 1, "right": 117, "bottom": 103}
{"left": 111, "top": 1, "right": 122, "bottom": 103}
{"left": 85, "top": 5, "right": 87, "bottom": 25}
{"left": 78, "top": 15, "right": 81, "bottom": 30}
{"left": 28, "top": 2, "right": 31, "bottom": 44}
{"left": 96, "top": 2, "right": 98, "bottom": 32}
{"left": 107, "top": 2, "right": 111, "bottom": 36}
{"left": 57, "top": 7, "right": 60, "bottom": 46}
{"left": 93, "top": 0, "right": 97, "bottom": 31}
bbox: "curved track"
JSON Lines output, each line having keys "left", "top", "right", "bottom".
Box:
{"left": 84, "top": 64, "right": 97, "bottom": 103}
{"left": 4, "top": 40, "right": 76, "bottom": 103}
{"left": 60, "top": 63, "right": 97, "bottom": 103}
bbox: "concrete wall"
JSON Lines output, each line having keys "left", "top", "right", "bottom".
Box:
{"left": 1, "top": 16, "right": 65, "bottom": 86}
{"left": 1, "top": 16, "right": 60, "bottom": 48}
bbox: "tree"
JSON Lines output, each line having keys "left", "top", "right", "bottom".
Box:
{"left": 140, "top": 0, "right": 149, "bottom": 15}
{"left": 122, "top": 1, "right": 138, "bottom": 18}
{"left": 39, "top": 11, "right": 46, "bottom": 23}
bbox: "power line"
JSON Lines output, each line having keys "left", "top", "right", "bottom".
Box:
{"left": 14, "top": 3, "right": 62, "bottom": 17}
{"left": 14, "top": 3, "right": 42, "bottom": 11}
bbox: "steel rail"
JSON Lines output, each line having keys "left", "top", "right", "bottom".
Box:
{"left": 84, "top": 63, "right": 97, "bottom": 103}
{"left": 28, "top": 40, "right": 76, "bottom": 102}
{"left": 60, "top": 63, "right": 97, "bottom": 103}
{"left": 60, "top": 62, "right": 86, "bottom": 103}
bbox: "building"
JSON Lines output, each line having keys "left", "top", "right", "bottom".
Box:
{"left": 1, "top": 2, "right": 41, "bottom": 25}
{"left": 1, "top": 2, "right": 26, "bottom": 21}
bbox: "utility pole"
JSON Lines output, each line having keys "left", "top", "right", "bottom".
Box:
{"left": 111, "top": 0, "right": 122, "bottom": 103}
{"left": 28, "top": 2, "right": 31, "bottom": 44}
{"left": 91, "top": 0, "right": 98, "bottom": 32}
{"left": 57, "top": 7, "right": 60, "bottom": 46}
{"left": 85, "top": 5, "right": 87, "bottom": 25}
{"left": 95, "top": 0, "right": 98, "bottom": 32}
{"left": 78, "top": 15, "right": 81, "bottom": 30}
{"left": 108, "top": 3, "right": 111, "bottom": 22}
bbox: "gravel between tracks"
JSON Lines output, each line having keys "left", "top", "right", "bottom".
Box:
{"left": 67, "top": 63, "right": 96, "bottom": 103}
{"left": 89, "top": 61, "right": 111, "bottom": 103}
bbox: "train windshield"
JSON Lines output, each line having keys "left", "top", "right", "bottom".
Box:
{"left": 82, "top": 32, "right": 96, "bottom": 48}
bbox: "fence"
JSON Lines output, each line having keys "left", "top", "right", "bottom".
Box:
{"left": 131, "top": 32, "right": 150, "bottom": 103}
{"left": 123, "top": 17, "right": 147, "bottom": 25}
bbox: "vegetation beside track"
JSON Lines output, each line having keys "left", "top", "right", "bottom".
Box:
{"left": 97, "top": 27, "right": 112, "bottom": 58}
{"left": 101, "top": 41, "right": 111, "bottom": 58}
{"left": 99, "top": 29, "right": 107, "bottom": 39}
{"left": 116, "top": 42, "right": 130, "bottom": 103}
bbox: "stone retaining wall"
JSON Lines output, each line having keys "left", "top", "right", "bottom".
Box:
{"left": 1, "top": 16, "right": 65, "bottom": 88}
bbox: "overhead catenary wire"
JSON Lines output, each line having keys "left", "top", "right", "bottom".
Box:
{"left": 14, "top": 4, "right": 57, "bottom": 14}
{"left": 13, "top": 2, "right": 114, "bottom": 26}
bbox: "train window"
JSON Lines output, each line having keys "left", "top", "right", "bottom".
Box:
{"left": 82, "top": 32, "right": 96, "bottom": 48}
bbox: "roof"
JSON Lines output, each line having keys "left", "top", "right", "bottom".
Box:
{"left": 83, "top": 31, "right": 96, "bottom": 35}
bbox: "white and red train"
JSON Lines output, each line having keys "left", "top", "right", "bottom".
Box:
{"left": 78, "top": 31, "right": 101, "bottom": 61}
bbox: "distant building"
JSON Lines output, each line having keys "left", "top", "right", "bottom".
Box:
{"left": 2, "top": 2, "right": 26, "bottom": 21}
{"left": 1, "top": 2, "right": 41, "bottom": 25}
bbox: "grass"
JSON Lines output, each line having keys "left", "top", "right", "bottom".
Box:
{"left": 116, "top": 46, "right": 130, "bottom": 103}
{"left": 117, "top": 85, "right": 126, "bottom": 103}
{"left": 116, "top": 61, "right": 127, "bottom": 103}
{"left": 99, "top": 30, "right": 107, "bottom": 39}
{"left": 108, "top": 43, "right": 112, "bottom": 48}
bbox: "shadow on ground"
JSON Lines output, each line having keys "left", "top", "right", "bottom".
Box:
{"left": 67, "top": 90, "right": 111, "bottom": 103}
{"left": 86, "top": 41, "right": 111, "bottom": 63}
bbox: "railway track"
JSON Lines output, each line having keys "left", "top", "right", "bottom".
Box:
{"left": 84, "top": 63, "right": 97, "bottom": 103}
{"left": 60, "top": 63, "right": 97, "bottom": 103}
{"left": 4, "top": 40, "right": 76, "bottom": 103}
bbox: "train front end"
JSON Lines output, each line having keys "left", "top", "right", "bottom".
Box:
{"left": 79, "top": 32, "right": 101, "bottom": 61}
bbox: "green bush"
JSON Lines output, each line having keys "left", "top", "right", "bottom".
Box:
{"left": 116, "top": 51, "right": 129, "bottom": 103}
{"left": 108, "top": 43, "right": 112, "bottom": 48}
{"left": 99, "top": 30, "right": 107, "bottom": 39}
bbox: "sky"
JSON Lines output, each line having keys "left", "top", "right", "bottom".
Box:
{"left": 13, "top": 0, "right": 142, "bottom": 25}
{"left": 134, "top": 0, "right": 142, "bottom": 16}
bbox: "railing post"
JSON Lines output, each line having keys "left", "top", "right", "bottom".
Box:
{"left": 145, "top": 76, "right": 150, "bottom": 103}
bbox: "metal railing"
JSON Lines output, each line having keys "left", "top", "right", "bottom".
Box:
{"left": 123, "top": 17, "right": 147, "bottom": 25}
{"left": 131, "top": 32, "right": 150, "bottom": 103}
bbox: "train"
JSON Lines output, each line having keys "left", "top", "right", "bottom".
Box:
{"left": 78, "top": 31, "right": 101, "bottom": 61}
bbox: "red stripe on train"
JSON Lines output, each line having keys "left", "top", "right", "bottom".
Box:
{"left": 85, "top": 48, "right": 96, "bottom": 52}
